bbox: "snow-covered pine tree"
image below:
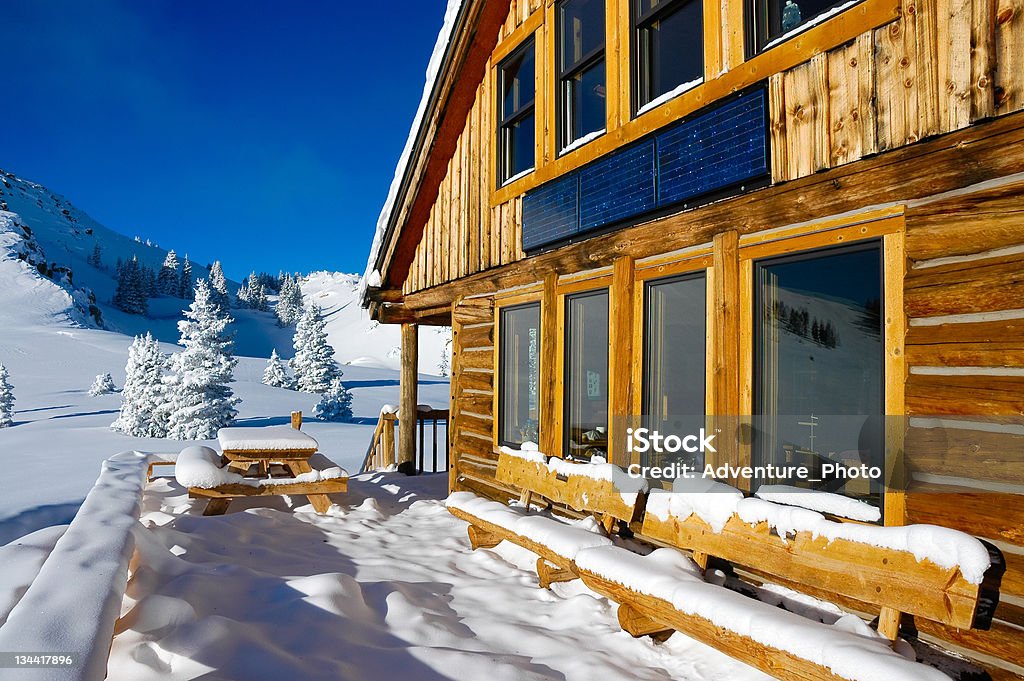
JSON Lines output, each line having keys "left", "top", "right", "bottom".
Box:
{"left": 290, "top": 304, "right": 340, "bottom": 393}
{"left": 179, "top": 256, "right": 193, "bottom": 300}
{"left": 113, "top": 256, "right": 148, "bottom": 315}
{"left": 143, "top": 264, "right": 158, "bottom": 298}
{"left": 235, "top": 278, "right": 252, "bottom": 308}
{"left": 0, "top": 363, "right": 15, "bottom": 428}
{"left": 312, "top": 377, "right": 353, "bottom": 422}
{"left": 158, "top": 250, "right": 179, "bottom": 295}
{"left": 89, "top": 372, "right": 117, "bottom": 396}
{"left": 276, "top": 274, "right": 304, "bottom": 326}
{"left": 111, "top": 334, "right": 166, "bottom": 437}
{"left": 251, "top": 282, "right": 268, "bottom": 312}
{"left": 163, "top": 279, "right": 239, "bottom": 440}
{"left": 208, "top": 261, "right": 230, "bottom": 312}
{"left": 262, "top": 349, "right": 294, "bottom": 389}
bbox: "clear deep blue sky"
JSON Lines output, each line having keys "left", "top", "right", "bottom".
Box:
{"left": 1, "top": 0, "right": 447, "bottom": 280}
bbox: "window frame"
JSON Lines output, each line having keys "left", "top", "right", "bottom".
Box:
{"left": 561, "top": 285, "right": 611, "bottom": 459}
{"left": 555, "top": 0, "right": 607, "bottom": 153}
{"left": 745, "top": 0, "right": 864, "bottom": 56}
{"left": 631, "top": 0, "right": 705, "bottom": 116}
{"left": 496, "top": 300, "right": 543, "bottom": 449}
{"left": 497, "top": 36, "right": 538, "bottom": 186}
{"left": 750, "top": 239, "right": 886, "bottom": 514}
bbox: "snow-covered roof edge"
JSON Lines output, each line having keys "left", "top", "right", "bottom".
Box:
{"left": 359, "top": 0, "right": 466, "bottom": 305}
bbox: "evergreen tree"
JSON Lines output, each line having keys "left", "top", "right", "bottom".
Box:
{"left": 158, "top": 250, "right": 180, "bottom": 295}
{"left": 0, "top": 363, "right": 14, "bottom": 428}
{"left": 276, "top": 274, "right": 304, "bottom": 326}
{"left": 262, "top": 349, "right": 295, "bottom": 389}
{"left": 142, "top": 264, "right": 158, "bottom": 298}
{"left": 113, "top": 256, "right": 148, "bottom": 315}
{"left": 87, "top": 243, "right": 102, "bottom": 268}
{"left": 235, "top": 278, "right": 252, "bottom": 309}
{"left": 312, "top": 377, "right": 353, "bottom": 422}
{"left": 251, "top": 282, "right": 268, "bottom": 312}
{"left": 89, "top": 372, "right": 117, "bottom": 396}
{"left": 290, "top": 304, "right": 340, "bottom": 393}
{"left": 111, "top": 334, "right": 166, "bottom": 437}
{"left": 208, "top": 261, "right": 230, "bottom": 312}
{"left": 179, "top": 256, "right": 193, "bottom": 300}
{"left": 164, "top": 279, "right": 239, "bottom": 440}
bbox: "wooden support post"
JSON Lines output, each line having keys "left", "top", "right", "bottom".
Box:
{"left": 399, "top": 323, "right": 419, "bottom": 475}
{"left": 617, "top": 603, "right": 674, "bottom": 641}
{"left": 536, "top": 558, "right": 577, "bottom": 589}
{"left": 291, "top": 410, "right": 303, "bottom": 430}
{"left": 519, "top": 489, "right": 534, "bottom": 510}
{"left": 203, "top": 498, "right": 232, "bottom": 516}
{"left": 467, "top": 524, "right": 503, "bottom": 549}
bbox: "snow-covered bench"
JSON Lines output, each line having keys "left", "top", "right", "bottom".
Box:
{"left": 446, "top": 446, "right": 647, "bottom": 587}
{"left": 177, "top": 444, "right": 348, "bottom": 515}
{"left": 640, "top": 480, "right": 992, "bottom": 635}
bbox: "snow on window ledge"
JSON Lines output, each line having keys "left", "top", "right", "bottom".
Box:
{"left": 559, "top": 128, "right": 606, "bottom": 156}
{"left": 500, "top": 166, "right": 535, "bottom": 187}
{"left": 635, "top": 77, "right": 704, "bottom": 117}
{"left": 760, "top": 0, "right": 862, "bottom": 52}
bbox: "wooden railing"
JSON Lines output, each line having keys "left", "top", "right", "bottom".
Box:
{"left": 360, "top": 408, "right": 450, "bottom": 474}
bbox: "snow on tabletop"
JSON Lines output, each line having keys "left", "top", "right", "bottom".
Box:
{"left": 216, "top": 425, "right": 319, "bottom": 451}
{"left": 736, "top": 497, "right": 991, "bottom": 584}
{"left": 0, "top": 451, "right": 152, "bottom": 681}
{"left": 176, "top": 446, "right": 347, "bottom": 490}
{"left": 574, "top": 546, "right": 951, "bottom": 681}
{"left": 755, "top": 484, "right": 881, "bottom": 522}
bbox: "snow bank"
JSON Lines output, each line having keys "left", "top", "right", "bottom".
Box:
{"left": 217, "top": 426, "right": 318, "bottom": 451}
{"left": 755, "top": 484, "right": 881, "bottom": 522}
{"left": 575, "top": 546, "right": 951, "bottom": 681}
{"left": 0, "top": 451, "right": 151, "bottom": 681}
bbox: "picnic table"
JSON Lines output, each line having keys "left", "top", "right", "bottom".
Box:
{"left": 180, "top": 417, "right": 348, "bottom": 515}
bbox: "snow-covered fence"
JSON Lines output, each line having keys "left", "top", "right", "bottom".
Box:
{"left": 0, "top": 451, "right": 155, "bottom": 681}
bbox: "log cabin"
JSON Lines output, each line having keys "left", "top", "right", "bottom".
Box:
{"left": 361, "top": 0, "right": 1024, "bottom": 677}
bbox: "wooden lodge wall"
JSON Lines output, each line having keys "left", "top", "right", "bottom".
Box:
{"left": 400, "top": 0, "right": 1024, "bottom": 677}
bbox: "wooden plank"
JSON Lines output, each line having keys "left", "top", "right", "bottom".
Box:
{"left": 827, "top": 33, "right": 877, "bottom": 167}
{"left": 911, "top": 0, "right": 941, "bottom": 139}
{"left": 906, "top": 341, "right": 1024, "bottom": 367}
{"left": 188, "top": 478, "right": 348, "bottom": 498}
{"left": 711, "top": 231, "right": 739, "bottom": 476}
{"left": 782, "top": 54, "right": 831, "bottom": 179}
{"left": 457, "top": 368, "right": 494, "bottom": 393}
{"left": 905, "top": 180, "right": 1024, "bottom": 260}
{"left": 915, "top": 617, "right": 1024, "bottom": 674}
{"left": 608, "top": 256, "right": 634, "bottom": 465}
{"left": 641, "top": 511, "right": 982, "bottom": 628}
{"left": 768, "top": 74, "right": 788, "bottom": 182}
{"left": 907, "top": 373, "right": 1024, "bottom": 415}
{"left": 938, "top": 0, "right": 973, "bottom": 131}
{"left": 455, "top": 323, "right": 494, "bottom": 348}
{"left": 578, "top": 571, "right": 852, "bottom": 681}
{"left": 905, "top": 423, "right": 1024, "bottom": 483}
{"left": 448, "top": 505, "right": 577, "bottom": 574}
{"left": 907, "top": 315, "right": 1024, "bottom": 344}
{"left": 875, "top": 19, "right": 917, "bottom": 151}
{"left": 399, "top": 323, "right": 419, "bottom": 471}
{"left": 971, "top": 0, "right": 996, "bottom": 120}
{"left": 996, "top": 0, "right": 1024, "bottom": 113}
{"left": 905, "top": 253, "right": 1024, "bottom": 317}
{"left": 906, "top": 482, "right": 1024, "bottom": 544}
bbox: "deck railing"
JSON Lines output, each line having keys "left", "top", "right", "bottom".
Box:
{"left": 360, "top": 408, "right": 449, "bottom": 474}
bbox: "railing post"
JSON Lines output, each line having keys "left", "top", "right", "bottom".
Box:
{"left": 398, "top": 323, "right": 419, "bottom": 475}
{"left": 291, "top": 411, "right": 303, "bottom": 430}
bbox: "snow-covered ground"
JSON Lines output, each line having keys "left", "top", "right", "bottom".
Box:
{"left": 106, "top": 472, "right": 772, "bottom": 681}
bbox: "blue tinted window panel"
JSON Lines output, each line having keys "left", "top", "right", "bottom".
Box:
{"left": 522, "top": 174, "right": 579, "bottom": 250}
{"left": 657, "top": 89, "right": 768, "bottom": 207}
{"left": 579, "top": 140, "right": 656, "bottom": 232}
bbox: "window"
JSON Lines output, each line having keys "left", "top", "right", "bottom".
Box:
{"left": 641, "top": 273, "right": 706, "bottom": 469}
{"left": 754, "top": 242, "right": 884, "bottom": 510}
{"left": 748, "top": 0, "right": 860, "bottom": 53}
{"left": 633, "top": 0, "right": 704, "bottom": 113}
{"left": 564, "top": 289, "right": 609, "bottom": 459}
{"left": 498, "top": 39, "right": 536, "bottom": 184}
{"left": 557, "top": 0, "right": 606, "bottom": 151}
{"left": 498, "top": 303, "right": 541, "bottom": 446}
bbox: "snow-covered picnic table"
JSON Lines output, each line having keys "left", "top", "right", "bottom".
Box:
{"left": 179, "top": 426, "right": 347, "bottom": 515}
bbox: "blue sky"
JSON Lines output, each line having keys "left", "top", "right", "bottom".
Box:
{"left": 1, "top": 0, "right": 446, "bottom": 280}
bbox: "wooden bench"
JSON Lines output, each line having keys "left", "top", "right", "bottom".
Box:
{"left": 446, "top": 447, "right": 646, "bottom": 588}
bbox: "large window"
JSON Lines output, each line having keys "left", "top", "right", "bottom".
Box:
{"left": 642, "top": 273, "right": 707, "bottom": 469}
{"left": 564, "top": 289, "right": 609, "bottom": 459}
{"left": 754, "top": 242, "right": 883, "bottom": 509}
{"left": 557, "top": 0, "right": 606, "bottom": 152}
{"left": 498, "top": 303, "right": 542, "bottom": 446}
{"left": 748, "top": 0, "right": 860, "bottom": 53}
{"left": 498, "top": 38, "right": 536, "bottom": 185}
{"left": 633, "top": 0, "right": 704, "bottom": 114}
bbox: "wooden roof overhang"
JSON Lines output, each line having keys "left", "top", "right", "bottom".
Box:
{"left": 364, "top": 0, "right": 511, "bottom": 323}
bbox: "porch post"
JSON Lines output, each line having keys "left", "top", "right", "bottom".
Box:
{"left": 398, "top": 322, "right": 419, "bottom": 475}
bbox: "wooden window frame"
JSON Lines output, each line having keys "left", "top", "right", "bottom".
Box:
{"left": 631, "top": 253, "right": 714, "bottom": 476}
{"left": 497, "top": 37, "right": 539, "bottom": 186}
{"left": 734, "top": 212, "right": 906, "bottom": 523}
{"left": 494, "top": 300, "right": 543, "bottom": 449}
{"left": 492, "top": 288, "right": 545, "bottom": 449}
{"left": 631, "top": 0, "right": 705, "bottom": 116}
{"left": 555, "top": 0, "right": 609, "bottom": 153}
{"left": 746, "top": 0, "right": 866, "bottom": 57}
